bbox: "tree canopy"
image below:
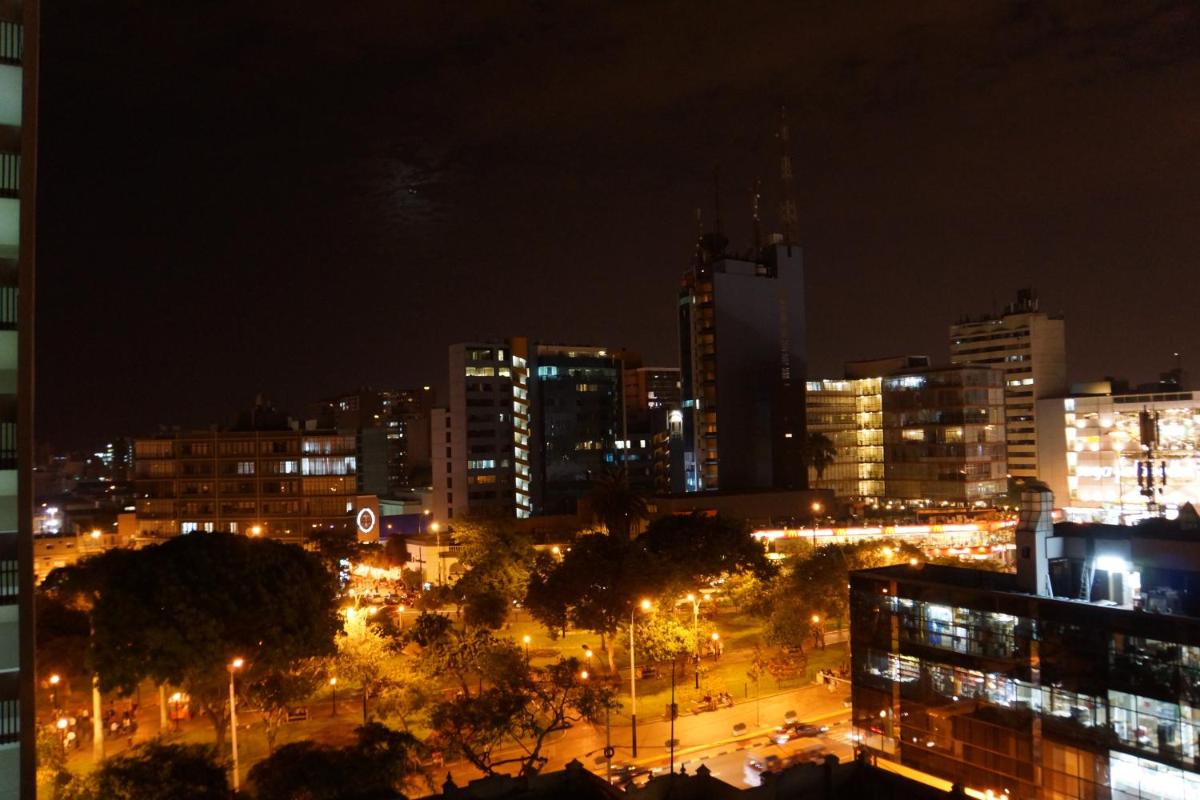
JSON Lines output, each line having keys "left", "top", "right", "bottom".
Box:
{"left": 44, "top": 533, "right": 340, "bottom": 750}
{"left": 248, "top": 722, "right": 427, "bottom": 800}
{"left": 58, "top": 742, "right": 228, "bottom": 800}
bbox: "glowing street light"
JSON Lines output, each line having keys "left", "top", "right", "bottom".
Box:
{"left": 48, "top": 673, "right": 61, "bottom": 709}
{"left": 329, "top": 677, "right": 338, "bottom": 717}
{"left": 629, "top": 599, "right": 652, "bottom": 757}
{"left": 228, "top": 658, "right": 245, "bottom": 791}
{"left": 523, "top": 634, "right": 532, "bottom": 664}
{"left": 580, "top": 669, "right": 589, "bottom": 680}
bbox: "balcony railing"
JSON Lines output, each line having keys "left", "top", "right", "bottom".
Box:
{"left": 0, "top": 20, "right": 20, "bottom": 65}
{"left": 0, "top": 153, "right": 16, "bottom": 199}
{"left": 0, "top": 422, "right": 16, "bottom": 469}
{"left": 0, "top": 531, "right": 15, "bottom": 605}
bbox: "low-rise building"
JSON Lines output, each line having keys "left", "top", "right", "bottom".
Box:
{"left": 1037, "top": 386, "right": 1199, "bottom": 523}
{"left": 851, "top": 489, "right": 1200, "bottom": 799}
{"left": 133, "top": 429, "right": 378, "bottom": 543}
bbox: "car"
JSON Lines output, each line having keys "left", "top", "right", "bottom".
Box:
{"left": 608, "top": 765, "right": 652, "bottom": 787}
{"left": 769, "top": 720, "right": 829, "bottom": 744}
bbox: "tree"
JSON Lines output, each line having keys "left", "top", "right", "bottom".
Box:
{"left": 248, "top": 658, "right": 325, "bottom": 753}
{"left": 525, "top": 533, "right": 644, "bottom": 670}
{"left": 44, "top": 534, "right": 340, "bottom": 753}
{"left": 58, "top": 742, "right": 228, "bottom": 800}
{"left": 339, "top": 609, "right": 398, "bottom": 724}
{"left": 428, "top": 655, "right": 615, "bottom": 778}
{"left": 638, "top": 513, "right": 774, "bottom": 597}
{"left": 589, "top": 468, "right": 648, "bottom": 538}
{"left": 803, "top": 432, "right": 837, "bottom": 482}
{"left": 248, "top": 722, "right": 427, "bottom": 800}
{"left": 633, "top": 613, "right": 695, "bottom": 665}
{"left": 762, "top": 540, "right": 924, "bottom": 651}
{"left": 451, "top": 517, "right": 534, "bottom": 629}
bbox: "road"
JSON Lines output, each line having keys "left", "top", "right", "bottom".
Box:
{"left": 441, "top": 678, "right": 853, "bottom": 788}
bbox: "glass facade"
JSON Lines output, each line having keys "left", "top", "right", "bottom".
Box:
{"left": 852, "top": 567, "right": 1200, "bottom": 799}
{"left": 806, "top": 367, "right": 1007, "bottom": 504}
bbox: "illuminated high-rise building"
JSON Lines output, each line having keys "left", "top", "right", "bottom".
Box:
{"left": 950, "top": 289, "right": 1067, "bottom": 481}
{"left": 432, "top": 340, "right": 630, "bottom": 521}
{"left": 0, "top": 1, "right": 37, "bottom": 795}
{"left": 678, "top": 235, "right": 807, "bottom": 493}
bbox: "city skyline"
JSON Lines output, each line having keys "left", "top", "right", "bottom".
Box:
{"left": 35, "top": 1, "right": 1200, "bottom": 449}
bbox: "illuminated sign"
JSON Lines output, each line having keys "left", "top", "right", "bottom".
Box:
{"left": 355, "top": 507, "right": 377, "bottom": 535}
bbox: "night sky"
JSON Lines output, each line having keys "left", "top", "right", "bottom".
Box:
{"left": 36, "top": 1, "right": 1200, "bottom": 450}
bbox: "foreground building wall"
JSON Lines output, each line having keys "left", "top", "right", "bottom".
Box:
{"left": 0, "top": 1, "right": 36, "bottom": 795}
{"left": 852, "top": 497, "right": 1200, "bottom": 799}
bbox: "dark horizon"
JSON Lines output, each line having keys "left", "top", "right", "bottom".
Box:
{"left": 36, "top": 1, "right": 1200, "bottom": 451}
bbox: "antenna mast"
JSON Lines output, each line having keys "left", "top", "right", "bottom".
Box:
{"left": 751, "top": 177, "right": 763, "bottom": 251}
{"left": 776, "top": 105, "right": 798, "bottom": 243}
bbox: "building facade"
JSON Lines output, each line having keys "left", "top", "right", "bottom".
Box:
{"left": 806, "top": 364, "right": 1007, "bottom": 504}
{"left": 950, "top": 289, "right": 1066, "bottom": 481}
{"left": 851, "top": 491, "right": 1200, "bottom": 799}
{"left": 433, "top": 340, "right": 636, "bottom": 522}
{"left": 133, "top": 430, "right": 371, "bottom": 542}
{"left": 0, "top": 1, "right": 36, "bottom": 794}
{"left": 1037, "top": 388, "right": 1199, "bottom": 523}
{"left": 678, "top": 237, "right": 807, "bottom": 493}
{"left": 623, "top": 365, "right": 683, "bottom": 494}
{"left": 309, "top": 387, "right": 434, "bottom": 497}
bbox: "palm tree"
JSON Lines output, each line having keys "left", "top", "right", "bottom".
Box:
{"left": 588, "top": 468, "right": 648, "bottom": 539}
{"left": 803, "top": 432, "right": 837, "bottom": 484}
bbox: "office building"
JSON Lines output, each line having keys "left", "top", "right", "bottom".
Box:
{"left": 950, "top": 289, "right": 1067, "bottom": 481}
{"left": 623, "top": 365, "right": 682, "bottom": 494}
{"left": 678, "top": 234, "right": 807, "bottom": 493}
{"left": 309, "top": 387, "right": 434, "bottom": 496}
{"left": 851, "top": 488, "right": 1200, "bottom": 799}
{"left": 806, "top": 362, "right": 1007, "bottom": 504}
{"left": 1037, "top": 386, "right": 1199, "bottom": 523}
{"left": 529, "top": 344, "right": 625, "bottom": 516}
{"left": 0, "top": 1, "right": 36, "bottom": 794}
{"left": 433, "top": 340, "right": 633, "bottom": 521}
{"left": 133, "top": 429, "right": 378, "bottom": 543}
{"left": 433, "top": 340, "right": 530, "bottom": 521}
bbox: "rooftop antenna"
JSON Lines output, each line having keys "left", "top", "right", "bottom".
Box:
{"left": 712, "top": 165, "right": 723, "bottom": 236}
{"left": 751, "top": 177, "right": 763, "bottom": 251}
{"left": 776, "top": 105, "right": 798, "bottom": 243}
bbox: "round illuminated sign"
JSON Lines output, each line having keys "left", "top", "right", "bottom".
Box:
{"left": 356, "top": 508, "right": 377, "bottom": 534}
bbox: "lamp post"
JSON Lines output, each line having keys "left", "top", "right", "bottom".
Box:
{"left": 170, "top": 692, "right": 183, "bottom": 732}
{"left": 228, "top": 657, "right": 244, "bottom": 792}
{"left": 56, "top": 717, "right": 68, "bottom": 750}
{"left": 397, "top": 604, "right": 405, "bottom": 632}
{"left": 430, "top": 522, "right": 442, "bottom": 585}
{"left": 810, "top": 501, "right": 823, "bottom": 548}
{"left": 329, "top": 677, "right": 338, "bottom": 717}
{"left": 629, "top": 598, "right": 651, "bottom": 758}
{"left": 49, "top": 673, "right": 60, "bottom": 711}
{"left": 686, "top": 594, "right": 701, "bottom": 688}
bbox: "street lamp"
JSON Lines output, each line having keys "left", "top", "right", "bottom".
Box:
{"left": 170, "top": 692, "right": 183, "bottom": 732}
{"left": 228, "top": 657, "right": 244, "bottom": 792}
{"left": 685, "top": 594, "right": 702, "bottom": 688}
{"left": 49, "top": 673, "right": 61, "bottom": 710}
{"left": 56, "top": 716, "right": 68, "bottom": 750}
{"left": 430, "top": 522, "right": 443, "bottom": 585}
{"left": 329, "top": 677, "right": 338, "bottom": 717}
{"left": 629, "top": 598, "right": 652, "bottom": 758}
{"left": 397, "top": 604, "right": 406, "bottom": 632}
{"left": 810, "top": 501, "right": 823, "bottom": 548}
{"left": 523, "top": 634, "right": 532, "bottom": 665}
{"left": 249, "top": 525, "right": 262, "bottom": 537}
